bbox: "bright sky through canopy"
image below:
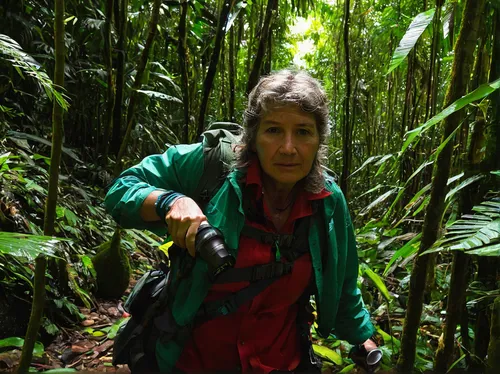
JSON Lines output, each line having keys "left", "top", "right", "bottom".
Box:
{"left": 289, "top": 17, "right": 315, "bottom": 68}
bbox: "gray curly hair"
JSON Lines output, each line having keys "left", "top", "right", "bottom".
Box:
{"left": 235, "top": 69, "right": 330, "bottom": 193}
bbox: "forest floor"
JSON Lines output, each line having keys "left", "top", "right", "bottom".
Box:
{"left": 0, "top": 295, "right": 133, "bottom": 373}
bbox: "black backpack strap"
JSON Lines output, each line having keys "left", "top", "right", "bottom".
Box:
{"left": 195, "top": 273, "right": 288, "bottom": 321}
{"left": 213, "top": 261, "right": 294, "bottom": 284}
{"left": 240, "top": 225, "right": 294, "bottom": 248}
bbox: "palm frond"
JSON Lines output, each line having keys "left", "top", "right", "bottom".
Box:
{"left": 0, "top": 232, "right": 68, "bottom": 261}
{"left": 423, "top": 197, "right": 500, "bottom": 256}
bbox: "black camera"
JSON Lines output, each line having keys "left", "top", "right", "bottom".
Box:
{"left": 195, "top": 222, "right": 235, "bottom": 280}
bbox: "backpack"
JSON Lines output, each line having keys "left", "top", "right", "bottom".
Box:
{"left": 192, "top": 122, "right": 243, "bottom": 206}
{"left": 112, "top": 122, "right": 324, "bottom": 372}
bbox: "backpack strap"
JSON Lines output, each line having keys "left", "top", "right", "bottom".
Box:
{"left": 192, "top": 122, "right": 242, "bottom": 208}
{"left": 195, "top": 274, "right": 291, "bottom": 321}
{"left": 213, "top": 261, "right": 294, "bottom": 284}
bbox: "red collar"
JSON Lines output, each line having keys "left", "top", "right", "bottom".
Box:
{"left": 245, "top": 157, "right": 331, "bottom": 225}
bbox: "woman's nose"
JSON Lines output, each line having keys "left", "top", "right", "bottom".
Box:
{"left": 279, "top": 133, "right": 297, "bottom": 154}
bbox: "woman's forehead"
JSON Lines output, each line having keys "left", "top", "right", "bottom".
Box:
{"left": 261, "top": 106, "right": 316, "bottom": 125}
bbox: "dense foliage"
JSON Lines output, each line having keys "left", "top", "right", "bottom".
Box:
{"left": 0, "top": 0, "right": 499, "bottom": 372}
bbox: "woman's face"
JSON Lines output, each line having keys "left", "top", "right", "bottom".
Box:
{"left": 254, "top": 105, "right": 320, "bottom": 191}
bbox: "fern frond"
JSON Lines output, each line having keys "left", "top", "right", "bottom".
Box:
{"left": 423, "top": 197, "right": 500, "bottom": 256}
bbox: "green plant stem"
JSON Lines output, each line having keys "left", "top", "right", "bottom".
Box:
{"left": 16, "top": 255, "right": 47, "bottom": 373}
{"left": 17, "top": 0, "right": 65, "bottom": 371}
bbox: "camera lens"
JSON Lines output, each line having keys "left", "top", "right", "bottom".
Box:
{"left": 195, "top": 222, "right": 235, "bottom": 279}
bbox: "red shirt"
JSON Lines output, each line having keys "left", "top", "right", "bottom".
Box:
{"left": 176, "top": 161, "right": 330, "bottom": 373}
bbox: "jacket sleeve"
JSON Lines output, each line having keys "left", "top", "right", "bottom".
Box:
{"left": 104, "top": 143, "right": 204, "bottom": 236}
{"left": 333, "top": 192, "right": 375, "bottom": 344}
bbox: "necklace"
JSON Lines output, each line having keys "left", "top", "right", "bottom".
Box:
{"left": 273, "top": 199, "right": 294, "bottom": 212}
{"left": 263, "top": 188, "right": 295, "bottom": 214}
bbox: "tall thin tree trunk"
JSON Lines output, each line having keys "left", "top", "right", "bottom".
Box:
{"left": 197, "top": 0, "right": 235, "bottom": 137}
{"left": 474, "top": 8, "right": 500, "bottom": 368}
{"left": 340, "top": 0, "right": 351, "bottom": 197}
{"left": 397, "top": 0, "right": 486, "bottom": 371}
{"left": 246, "top": 3, "right": 255, "bottom": 75}
{"left": 487, "top": 297, "right": 500, "bottom": 373}
{"left": 246, "top": 0, "right": 278, "bottom": 94}
{"left": 102, "top": 0, "right": 115, "bottom": 165}
{"left": 111, "top": 0, "right": 128, "bottom": 155}
{"left": 229, "top": 25, "right": 235, "bottom": 121}
{"left": 178, "top": 0, "right": 190, "bottom": 143}
{"left": 114, "top": 0, "right": 162, "bottom": 176}
{"left": 17, "top": 0, "right": 65, "bottom": 372}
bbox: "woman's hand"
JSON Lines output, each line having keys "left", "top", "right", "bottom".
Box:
{"left": 165, "top": 197, "right": 206, "bottom": 257}
{"left": 362, "top": 339, "right": 378, "bottom": 351}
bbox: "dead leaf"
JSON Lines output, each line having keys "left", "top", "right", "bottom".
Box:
{"left": 94, "top": 340, "right": 114, "bottom": 354}
{"left": 0, "top": 350, "right": 21, "bottom": 372}
{"left": 81, "top": 319, "right": 95, "bottom": 327}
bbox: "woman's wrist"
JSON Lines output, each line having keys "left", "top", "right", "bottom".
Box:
{"left": 155, "top": 191, "right": 185, "bottom": 222}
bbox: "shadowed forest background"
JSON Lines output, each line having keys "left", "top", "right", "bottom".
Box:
{"left": 0, "top": 0, "right": 499, "bottom": 372}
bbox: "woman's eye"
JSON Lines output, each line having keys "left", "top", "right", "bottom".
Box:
{"left": 298, "top": 129, "right": 311, "bottom": 136}
{"left": 266, "top": 127, "right": 280, "bottom": 134}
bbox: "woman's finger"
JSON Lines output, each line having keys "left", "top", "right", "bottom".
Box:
{"left": 185, "top": 220, "right": 205, "bottom": 257}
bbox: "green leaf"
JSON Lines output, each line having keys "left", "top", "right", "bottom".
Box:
{"left": 0, "top": 232, "right": 67, "bottom": 260}
{"left": 338, "top": 363, "right": 356, "bottom": 373}
{"left": 81, "top": 255, "right": 97, "bottom": 278}
{"left": 362, "top": 264, "right": 392, "bottom": 301}
{"left": 384, "top": 233, "right": 422, "bottom": 275}
{"left": 0, "top": 337, "right": 44, "bottom": 357}
{"left": 350, "top": 155, "right": 384, "bottom": 177}
{"left": 387, "top": 8, "right": 436, "bottom": 74}
{"left": 445, "top": 174, "right": 485, "bottom": 201}
{"left": 430, "top": 121, "right": 463, "bottom": 161}
{"left": 466, "top": 243, "right": 500, "bottom": 256}
{"left": 42, "top": 369, "right": 78, "bottom": 373}
{"left": 137, "top": 89, "right": 182, "bottom": 103}
{"left": 376, "top": 327, "right": 401, "bottom": 348}
{"left": 402, "top": 78, "right": 500, "bottom": 153}
{"left": 8, "top": 131, "right": 81, "bottom": 163}
{"left": 360, "top": 188, "right": 400, "bottom": 216}
{"left": 64, "top": 208, "right": 79, "bottom": 226}
{"left": 107, "top": 317, "right": 129, "bottom": 339}
{"left": 312, "top": 344, "right": 343, "bottom": 365}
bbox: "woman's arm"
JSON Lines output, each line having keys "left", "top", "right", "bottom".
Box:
{"left": 332, "top": 192, "right": 376, "bottom": 344}
{"left": 104, "top": 143, "right": 204, "bottom": 236}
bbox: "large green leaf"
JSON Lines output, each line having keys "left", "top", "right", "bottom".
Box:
{"left": 0, "top": 232, "right": 67, "bottom": 261}
{"left": 402, "top": 78, "right": 500, "bottom": 153}
{"left": 361, "top": 263, "right": 392, "bottom": 301}
{"left": 423, "top": 198, "right": 500, "bottom": 256}
{"left": 0, "top": 337, "right": 44, "bottom": 357}
{"left": 360, "top": 187, "right": 400, "bottom": 216}
{"left": 137, "top": 89, "right": 182, "bottom": 103}
{"left": 0, "top": 34, "right": 68, "bottom": 109}
{"left": 384, "top": 233, "right": 421, "bottom": 275}
{"left": 387, "top": 8, "right": 435, "bottom": 74}
{"left": 312, "top": 344, "right": 343, "bottom": 365}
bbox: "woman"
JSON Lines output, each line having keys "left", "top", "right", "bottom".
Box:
{"left": 105, "top": 70, "right": 377, "bottom": 373}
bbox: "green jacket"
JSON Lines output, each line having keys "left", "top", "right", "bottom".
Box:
{"left": 105, "top": 143, "right": 375, "bottom": 372}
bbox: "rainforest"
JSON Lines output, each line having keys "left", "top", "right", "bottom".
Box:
{"left": 0, "top": 0, "right": 499, "bottom": 372}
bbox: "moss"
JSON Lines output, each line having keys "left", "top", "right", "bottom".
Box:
{"left": 92, "top": 228, "right": 131, "bottom": 299}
